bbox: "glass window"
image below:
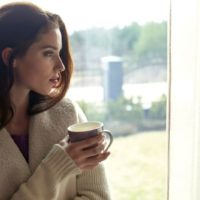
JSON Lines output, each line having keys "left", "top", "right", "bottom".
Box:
{"left": 1, "top": 0, "right": 169, "bottom": 199}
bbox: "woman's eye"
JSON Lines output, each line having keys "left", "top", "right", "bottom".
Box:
{"left": 43, "top": 51, "right": 54, "bottom": 57}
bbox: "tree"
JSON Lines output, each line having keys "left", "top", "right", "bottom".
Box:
{"left": 134, "top": 21, "right": 167, "bottom": 66}
{"left": 69, "top": 21, "right": 167, "bottom": 74}
{"left": 110, "top": 23, "right": 141, "bottom": 56}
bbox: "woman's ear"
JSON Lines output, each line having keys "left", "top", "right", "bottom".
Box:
{"left": 1, "top": 47, "right": 13, "bottom": 66}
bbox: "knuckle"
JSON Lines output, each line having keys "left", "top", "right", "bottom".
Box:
{"left": 93, "top": 148, "right": 99, "bottom": 155}
{"left": 88, "top": 138, "right": 96, "bottom": 146}
{"left": 91, "top": 145, "right": 100, "bottom": 155}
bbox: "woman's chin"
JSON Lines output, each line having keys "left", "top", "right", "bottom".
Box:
{"left": 32, "top": 88, "right": 54, "bottom": 96}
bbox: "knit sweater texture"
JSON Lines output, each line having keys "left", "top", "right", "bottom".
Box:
{"left": 0, "top": 98, "right": 111, "bottom": 200}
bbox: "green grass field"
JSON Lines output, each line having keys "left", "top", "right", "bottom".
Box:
{"left": 104, "top": 131, "right": 168, "bottom": 200}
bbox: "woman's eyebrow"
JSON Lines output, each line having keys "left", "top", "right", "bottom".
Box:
{"left": 41, "top": 45, "right": 57, "bottom": 49}
{"left": 40, "top": 45, "right": 61, "bottom": 51}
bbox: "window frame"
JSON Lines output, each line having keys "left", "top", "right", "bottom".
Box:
{"left": 168, "top": 0, "right": 200, "bottom": 199}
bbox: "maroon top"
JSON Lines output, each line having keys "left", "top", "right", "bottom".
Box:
{"left": 11, "top": 134, "right": 29, "bottom": 162}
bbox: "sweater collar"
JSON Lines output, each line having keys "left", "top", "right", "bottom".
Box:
{"left": 0, "top": 111, "right": 54, "bottom": 173}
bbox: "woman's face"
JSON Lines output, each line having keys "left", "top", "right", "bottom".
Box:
{"left": 13, "top": 28, "right": 65, "bottom": 95}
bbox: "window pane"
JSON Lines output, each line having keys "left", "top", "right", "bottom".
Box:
{"left": 67, "top": 1, "right": 168, "bottom": 199}
{"left": 2, "top": 0, "right": 168, "bottom": 199}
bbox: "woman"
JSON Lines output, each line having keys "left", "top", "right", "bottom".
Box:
{"left": 0, "top": 2, "right": 111, "bottom": 199}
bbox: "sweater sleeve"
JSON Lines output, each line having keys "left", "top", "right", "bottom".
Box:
{"left": 10, "top": 144, "right": 81, "bottom": 200}
{"left": 73, "top": 164, "right": 112, "bottom": 200}
{"left": 10, "top": 144, "right": 111, "bottom": 200}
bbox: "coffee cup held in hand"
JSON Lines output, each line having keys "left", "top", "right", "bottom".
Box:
{"left": 67, "top": 121, "right": 113, "bottom": 152}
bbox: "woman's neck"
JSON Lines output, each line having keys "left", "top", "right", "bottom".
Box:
{"left": 10, "top": 85, "right": 30, "bottom": 110}
{"left": 6, "top": 86, "right": 30, "bottom": 136}
{"left": 6, "top": 115, "right": 30, "bottom": 136}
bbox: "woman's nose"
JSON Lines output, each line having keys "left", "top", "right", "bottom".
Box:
{"left": 56, "top": 57, "right": 65, "bottom": 72}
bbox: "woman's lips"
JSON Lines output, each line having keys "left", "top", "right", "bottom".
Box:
{"left": 49, "top": 74, "right": 60, "bottom": 87}
{"left": 49, "top": 78, "right": 59, "bottom": 86}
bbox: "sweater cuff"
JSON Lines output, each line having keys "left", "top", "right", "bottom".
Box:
{"left": 42, "top": 144, "right": 81, "bottom": 182}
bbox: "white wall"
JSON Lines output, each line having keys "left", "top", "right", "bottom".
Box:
{"left": 169, "top": 0, "right": 200, "bottom": 199}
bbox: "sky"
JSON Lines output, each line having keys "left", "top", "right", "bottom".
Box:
{"left": 0, "top": 0, "right": 169, "bottom": 33}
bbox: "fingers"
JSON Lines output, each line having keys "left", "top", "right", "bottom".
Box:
{"left": 79, "top": 151, "right": 110, "bottom": 170}
{"left": 66, "top": 135, "right": 110, "bottom": 170}
{"left": 74, "top": 134, "right": 104, "bottom": 150}
{"left": 82, "top": 142, "right": 105, "bottom": 157}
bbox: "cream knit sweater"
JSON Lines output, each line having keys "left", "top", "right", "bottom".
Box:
{"left": 0, "top": 98, "right": 111, "bottom": 200}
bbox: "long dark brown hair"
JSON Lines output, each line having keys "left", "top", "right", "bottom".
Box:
{"left": 0, "top": 2, "right": 73, "bottom": 129}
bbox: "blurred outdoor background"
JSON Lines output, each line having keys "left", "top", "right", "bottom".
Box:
{"left": 1, "top": 0, "right": 169, "bottom": 199}
{"left": 68, "top": 18, "right": 168, "bottom": 200}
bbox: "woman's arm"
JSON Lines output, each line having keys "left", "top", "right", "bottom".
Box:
{"left": 10, "top": 142, "right": 111, "bottom": 200}
{"left": 10, "top": 143, "right": 81, "bottom": 200}
{"left": 10, "top": 140, "right": 111, "bottom": 200}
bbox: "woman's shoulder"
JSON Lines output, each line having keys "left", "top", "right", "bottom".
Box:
{"left": 47, "top": 97, "right": 76, "bottom": 117}
{"left": 52, "top": 97, "right": 75, "bottom": 111}
{"left": 47, "top": 97, "right": 87, "bottom": 123}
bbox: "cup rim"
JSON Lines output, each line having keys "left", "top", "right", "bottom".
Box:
{"left": 68, "top": 121, "right": 103, "bottom": 132}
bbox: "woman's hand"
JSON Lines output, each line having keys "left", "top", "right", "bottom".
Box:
{"left": 66, "top": 134, "right": 110, "bottom": 170}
